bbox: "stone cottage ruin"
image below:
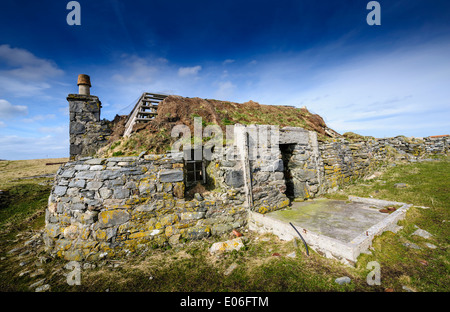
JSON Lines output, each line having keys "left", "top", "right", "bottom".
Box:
{"left": 43, "top": 75, "right": 449, "bottom": 261}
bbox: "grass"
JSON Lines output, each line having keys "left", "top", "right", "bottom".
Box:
{"left": 0, "top": 158, "right": 68, "bottom": 232}
{"left": 0, "top": 158, "right": 67, "bottom": 188}
{"left": 326, "top": 157, "right": 450, "bottom": 292}
{"left": 0, "top": 157, "right": 448, "bottom": 293}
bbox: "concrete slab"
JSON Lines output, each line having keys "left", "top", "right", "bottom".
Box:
{"left": 249, "top": 196, "right": 412, "bottom": 264}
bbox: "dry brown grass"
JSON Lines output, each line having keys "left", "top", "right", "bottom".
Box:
{"left": 99, "top": 95, "right": 335, "bottom": 158}
{"left": 0, "top": 158, "right": 68, "bottom": 188}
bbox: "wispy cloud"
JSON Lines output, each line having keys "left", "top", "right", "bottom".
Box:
{"left": 223, "top": 59, "right": 235, "bottom": 65}
{"left": 0, "top": 99, "right": 28, "bottom": 119}
{"left": 215, "top": 81, "right": 236, "bottom": 99}
{"left": 0, "top": 44, "right": 63, "bottom": 96}
{"left": 236, "top": 40, "right": 450, "bottom": 137}
{"left": 178, "top": 65, "right": 202, "bottom": 77}
{"left": 38, "top": 124, "right": 67, "bottom": 133}
{"left": 111, "top": 54, "right": 159, "bottom": 84}
{"left": 0, "top": 134, "right": 68, "bottom": 160}
{"left": 22, "top": 114, "right": 56, "bottom": 123}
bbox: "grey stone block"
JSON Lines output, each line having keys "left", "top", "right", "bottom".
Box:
{"left": 108, "top": 156, "right": 138, "bottom": 162}
{"left": 97, "top": 170, "right": 122, "bottom": 180}
{"left": 74, "top": 165, "right": 90, "bottom": 171}
{"left": 69, "top": 203, "right": 86, "bottom": 211}
{"left": 261, "top": 159, "right": 284, "bottom": 172}
{"left": 273, "top": 172, "right": 284, "bottom": 181}
{"left": 66, "top": 187, "right": 79, "bottom": 197}
{"left": 279, "top": 127, "right": 310, "bottom": 144}
{"left": 60, "top": 169, "right": 76, "bottom": 178}
{"left": 45, "top": 224, "right": 61, "bottom": 238}
{"left": 86, "top": 181, "right": 103, "bottom": 190}
{"left": 53, "top": 186, "right": 67, "bottom": 197}
{"left": 113, "top": 187, "right": 130, "bottom": 199}
{"left": 159, "top": 169, "right": 184, "bottom": 182}
{"left": 181, "top": 212, "right": 205, "bottom": 221}
{"left": 335, "top": 276, "right": 351, "bottom": 285}
{"left": 225, "top": 170, "right": 244, "bottom": 188}
{"left": 75, "top": 171, "right": 96, "bottom": 179}
{"left": 70, "top": 122, "right": 85, "bottom": 135}
{"left": 68, "top": 179, "right": 86, "bottom": 188}
{"left": 97, "top": 210, "right": 130, "bottom": 229}
{"left": 255, "top": 172, "right": 270, "bottom": 182}
{"left": 85, "top": 158, "right": 105, "bottom": 165}
{"left": 89, "top": 165, "right": 105, "bottom": 171}
{"left": 139, "top": 181, "right": 156, "bottom": 194}
{"left": 292, "top": 169, "right": 317, "bottom": 182}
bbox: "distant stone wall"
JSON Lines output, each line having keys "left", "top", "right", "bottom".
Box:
{"left": 377, "top": 136, "right": 449, "bottom": 156}
{"left": 265, "top": 131, "right": 449, "bottom": 200}
{"left": 68, "top": 94, "right": 112, "bottom": 160}
{"left": 44, "top": 154, "right": 247, "bottom": 261}
{"left": 316, "top": 135, "right": 449, "bottom": 194}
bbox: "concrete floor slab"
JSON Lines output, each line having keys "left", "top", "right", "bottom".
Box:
{"left": 249, "top": 196, "right": 412, "bottom": 264}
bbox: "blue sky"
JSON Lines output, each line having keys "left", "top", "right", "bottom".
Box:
{"left": 0, "top": 0, "right": 449, "bottom": 160}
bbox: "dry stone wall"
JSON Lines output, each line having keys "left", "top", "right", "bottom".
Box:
{"left": 270, "top": 132, "right": 448, "bottom": 200}
{"left": 316, "top": 135, "right": 449, "bottom": 194}
{"left": 44, "top": 154, "right": 247, "bottom": 261}
{"left": 46, "top": 111, "right": 448, "bottom": 260}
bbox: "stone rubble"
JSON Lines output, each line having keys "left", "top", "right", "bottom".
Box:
{"left": 412, "top": 228, "right": 433, "bottom": 239}
{"left": 335, "top": 276, "right": 351, "bottom": 285}
{"left": 209, "top": 237, "right": 245, "bottom": 253}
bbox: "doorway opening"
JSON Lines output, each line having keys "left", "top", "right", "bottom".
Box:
{"left": 279, "top": 143, "right": 296, "bottom": 199}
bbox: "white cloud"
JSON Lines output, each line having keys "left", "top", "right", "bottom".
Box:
{"left": 0, "top": 134, "right": 68, "bottom": 160}
{"left": 22, "top": 114, "right": 56, "bottom": 123}
{"left": 239, "top": 41, "right": 450, "bottom": 138}
{"left": 0, "top": 44, "right": 63, "bottom": 96}
{"left": 291, "top": 44, "right": 450, "bottom": 136}
{"left": 0, "top": 99, "right": 28, "bottom": 119}
{"left": 111, "top": 55, "right": 159, "bottom": 84}
{"left": 215, "top": 81, "right": 236, "bottom": 99}
{"left": 178, "top": 65, "right": 202, "bottom": 77}
{"left": 223, "top": 59, "right": 235, "bottom": 65}
{"left": 0, "top": 121, "right": 5, "bottom": 128}
{"left": 38, "top": 125, "right": 67, "bottom": 134}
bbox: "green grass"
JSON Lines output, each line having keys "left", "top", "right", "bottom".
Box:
{"left": 326, "top": 158, "right": 450, "bottom": 292}
{"left": 0, "top": 183, "right": 49, "bottom": 230}
{"left": 0, "top": 158, "right": 448, "bottom": 292}
{"left": 0, "top": 158, "right": 66, "bottom": 234}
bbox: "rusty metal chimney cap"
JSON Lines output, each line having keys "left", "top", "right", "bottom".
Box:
{"left": 77, "top": 74, "right": 91, "bottom": 87}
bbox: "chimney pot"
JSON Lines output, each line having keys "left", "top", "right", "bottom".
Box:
{"left": 77, "top": 74, "right": 91, "bottom": 95}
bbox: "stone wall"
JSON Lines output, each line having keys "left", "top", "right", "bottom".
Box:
{"left": 44, "top": 154, "right": 247, "bottom": 261}
{"left": 45, "top": 118, "right": 448, "bottom": 260}
{"left": 376, "top": 136, "right": 449, "bottom": 156}
{"left": 205, "top": 125, "right": 290, "bottom": 215}
{"left": 68, "top": 94, "right": 112, "bottom": 160}
{"left": 265, "top": 132, "right": 448, "bottom": 200}
{"left": 315, "top": 135, "right": 449, "bottom": 195}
